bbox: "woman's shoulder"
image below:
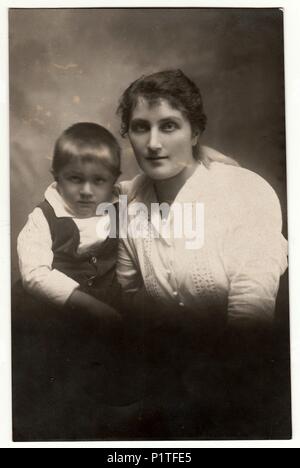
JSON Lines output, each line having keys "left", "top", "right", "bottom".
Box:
{"left": 208, "top": 161, "right": 280, "bottom": 207}
{"left": 203, "top": 162, "right": 283, "bottom": 227}
{"left": 117, "top": 173, "right": 150, "bottom": 202}
{"left": 200, "top": 146, "right": 279, "bottom": 206}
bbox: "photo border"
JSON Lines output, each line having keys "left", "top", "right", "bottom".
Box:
{"left": 1, "top": 0, "right": 299, "bottom": 448}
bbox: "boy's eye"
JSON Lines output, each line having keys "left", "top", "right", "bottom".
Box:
{"left": 94, "top": 178, "right": 106, "bottom": 185}
{"left": 69, "top": 176, "right": 83, "bottom": 183}
{"left": 161, "top": 121, "right": 178, "bottom": 132}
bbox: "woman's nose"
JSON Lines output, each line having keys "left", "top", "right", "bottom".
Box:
{"left": 80, "top": 182, "right": 93, "bottom": 196}
{"left": 147, "top": 129, "right": 162, "bottom": 152}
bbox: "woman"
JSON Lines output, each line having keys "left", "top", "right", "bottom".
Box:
{"left": 116, "top": 70, "right": 288, "bottom": 438}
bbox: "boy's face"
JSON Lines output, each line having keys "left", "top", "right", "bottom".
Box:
{"left": 56, "top": 149, "right": 117, "bottom": 218}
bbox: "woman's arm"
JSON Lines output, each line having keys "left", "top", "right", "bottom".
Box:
{"left": 225, "top": 183, "right": 287, "bottom": 326}
{"left": 222, "top": 173, "right": 288, "bottom": 354}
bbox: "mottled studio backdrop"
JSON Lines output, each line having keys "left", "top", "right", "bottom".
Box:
{"left": 10, "top": 8, "right": 286, "bottom": 283}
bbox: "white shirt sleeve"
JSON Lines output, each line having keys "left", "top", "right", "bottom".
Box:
{"left": 223, "top": 173, "right": 288, "bottom": 326}
{"left": 17, "top": 208, "right": 79, "bottom": 306}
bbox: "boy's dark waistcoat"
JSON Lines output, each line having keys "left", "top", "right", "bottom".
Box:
{"left": 38, "top": 200, "right": 121, "bottom": 306}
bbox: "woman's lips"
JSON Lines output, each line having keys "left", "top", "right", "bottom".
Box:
{"left": 146, "top": 156, "right": 169, "bottom": 161}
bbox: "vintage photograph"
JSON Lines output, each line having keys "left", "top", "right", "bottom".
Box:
{"left": 10, "top": 7, "right": 291, "bottom": 441}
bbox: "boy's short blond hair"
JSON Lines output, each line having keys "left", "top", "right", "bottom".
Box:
{"left": 52, "top": 122, "right": 121, "bottom": 179}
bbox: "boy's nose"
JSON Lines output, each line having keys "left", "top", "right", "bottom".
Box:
{"left": 80, "top": 182, "right": 93, "bottom": 196}
{"left": 147, "top": 129, "right": 162, "bottom": 152}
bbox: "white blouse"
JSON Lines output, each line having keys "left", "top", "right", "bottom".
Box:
{"left": 117, "top": 162, "right": 288, "bottom": 326}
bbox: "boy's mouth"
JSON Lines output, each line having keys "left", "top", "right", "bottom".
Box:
{"left": 77, "top": 201, "right": 95, "bottom": 206}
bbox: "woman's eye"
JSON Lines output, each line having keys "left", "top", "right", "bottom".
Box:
{"left": 131, "top": 122, "right": 149, "bottom": 133}
{"left": 161, "top": 121, "right": 178, "bottom": 132}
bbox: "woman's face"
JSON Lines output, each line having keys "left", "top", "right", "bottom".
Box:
{"left": 128, "top": 97, "right": 199, "bottom": 181}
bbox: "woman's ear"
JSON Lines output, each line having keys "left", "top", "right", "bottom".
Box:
{"left": 191, "top": 129, "right": 200, "bottom": 147}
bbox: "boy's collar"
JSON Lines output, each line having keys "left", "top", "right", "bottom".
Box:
{"left": 44, "top": 183, "right": 118, "bottom": 219}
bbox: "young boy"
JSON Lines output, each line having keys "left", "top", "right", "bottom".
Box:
{"left": 12, "top": 123, "right": 126, "bottom": 440}
{"left": 17, "top": 122, "right": 122, "bottom": 320}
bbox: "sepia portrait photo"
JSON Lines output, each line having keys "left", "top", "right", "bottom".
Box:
{"left": 9, "top": 6, "right": 291, "bottom": 442}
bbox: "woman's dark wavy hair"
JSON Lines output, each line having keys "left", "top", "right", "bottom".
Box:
{"left": 117, "top": 69, "right": 207, "bottom": 161}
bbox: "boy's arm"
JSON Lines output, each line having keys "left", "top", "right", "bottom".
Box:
{"left": 17, "top": 208, "right": 79, "bottom": 306}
